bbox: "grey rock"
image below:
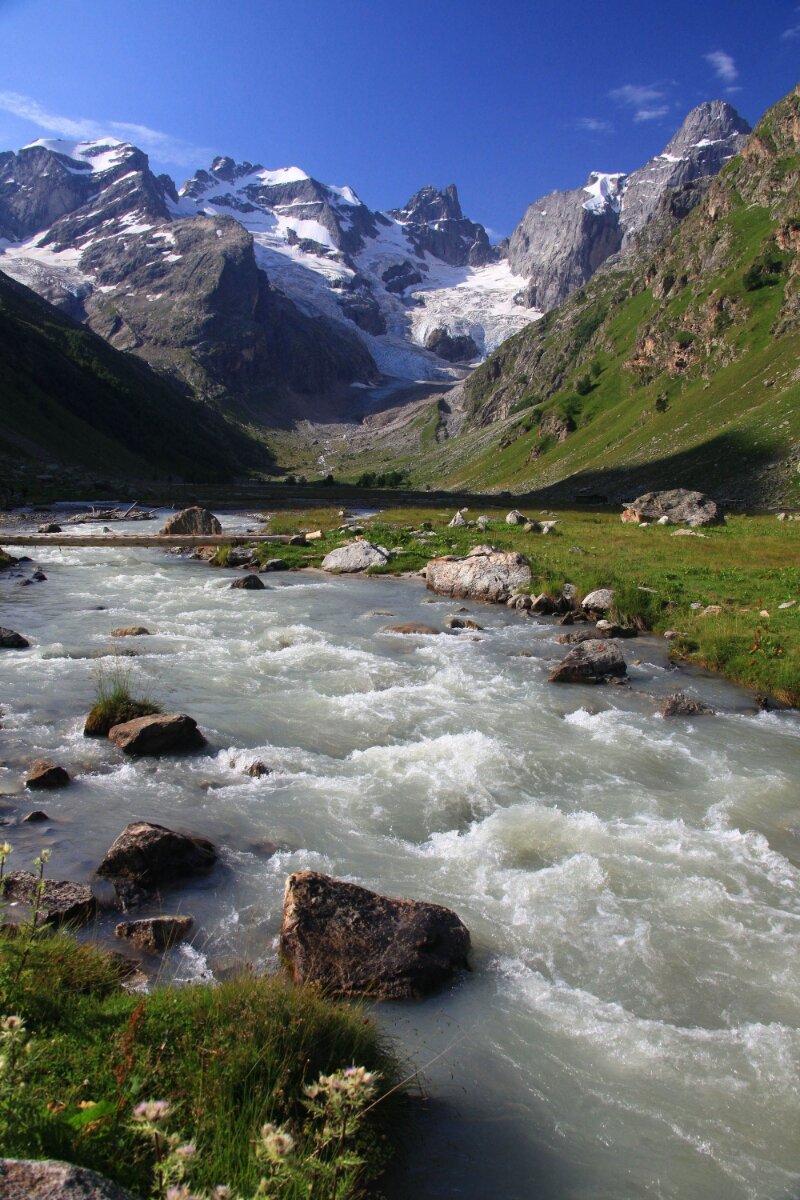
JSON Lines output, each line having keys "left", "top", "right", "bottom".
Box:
{"left": 97, "top": 820, "right": 217, "bottom": 887}
{"left": 622, "top": 489, "right": 724, "bottom": 527}
{"left": 108, "top": 712, "right": 206, "bottom": 756}
{"left": 505, "top": 509, "right": 526, "bottom": 525}
{"left": 425, "top": 327, "right": 479, "bottom": 362}
{"left": 581, "top": 588, "right": 614, "bottom": 613}
{"left": 383, "top": 622, "right": 440, "bottom": 635}
{"left": 280, "top": 870, "right": 470, "bottom": 999}
{"left": 448, "top": 509, "right": 467, "bottom": 527}
{"left": 548, "top": 638, "right": 627, "bottom": 683}
{"left": 321, "top": 540, "right": 388, "bottom": 572}
{"left": 160, "top": 506, "right": 221, "bottom": 536}
{"left": 0, "top": 1158, "right": 135, "bottom": 1199}
{"left": 425, "top": 548, "right": 531, "bottom": 603}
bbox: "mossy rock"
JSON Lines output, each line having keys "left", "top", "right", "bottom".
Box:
{"left": 84, "top": 699, "right": 160, "bottom": 737}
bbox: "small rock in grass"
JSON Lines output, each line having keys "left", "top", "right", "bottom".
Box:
{"left": 261, "top": 558, "right": 289, "bottom": 571}
{"left": 0, "top": 1159, "right": 136, "bottom": 1199}
{"left": 702, "top": 605, "right": 723, "bottom": 617}
{"left": 25, "top": 760, "right": 70, "bottom": 790}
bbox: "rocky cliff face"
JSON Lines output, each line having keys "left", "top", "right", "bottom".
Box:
{"left": 389, "top": 184, "right": 497, "bottom": 266}
{"left": 0, "top": 139, "right": 378, "bottom": 414}
{"left": 508, "top": 102, "right": 751, "bottom": 310}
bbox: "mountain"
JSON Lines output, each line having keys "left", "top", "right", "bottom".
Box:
{"left": 507, "top": 101, "right": 751, "bottom": 311}
{"left": 0, "top": 269, "right": 271, "bottom": 484}
{"left": 0, "top": 99, "right": 753, "bottom": 436}
{"left": 413, "top": 86, "right": 799, "bottom": 506}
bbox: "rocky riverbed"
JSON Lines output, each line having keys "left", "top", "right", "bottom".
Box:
{"left": 1, "top": 509, "right": 799, "bottom": 1200}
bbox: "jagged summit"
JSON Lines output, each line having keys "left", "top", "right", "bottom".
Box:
{"left": 393, "top": 183, "right": 464, "bottom": 223}
{"left": 663, "top": 100, "right": 752, "bottom": 155}
{"left": 507, "top": 99, "right": 752, "bottom": 309}
{"left": 389, "top": 182, "right": 496, "bottom": 267}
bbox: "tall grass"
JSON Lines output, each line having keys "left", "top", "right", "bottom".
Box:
{"left": 84, "top": 661, "right": 161, "bottom": 736}
{"left": 0, "top": 929, "right": 404, "bottom": 1197}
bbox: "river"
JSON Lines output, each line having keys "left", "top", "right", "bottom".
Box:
{"left": 1, "top": 511, "right": 798, "bottom": 1200}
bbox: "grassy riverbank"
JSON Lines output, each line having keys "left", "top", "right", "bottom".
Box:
{"left": 239, "top": 505, "right": 799, "bottom": 705}
{"left": 0, "top": 928, "right": 403, "bottom": 1198}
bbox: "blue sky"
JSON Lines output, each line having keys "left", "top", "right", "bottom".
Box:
{"left": 0, "top": 0, "right": 797, "bottom": 236}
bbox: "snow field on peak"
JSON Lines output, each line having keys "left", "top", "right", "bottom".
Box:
{"left": 21, "top": 137, "right": 131, "bottom": 174}
{"left": 582, "top": 172, "right": 627, "bottom": 214}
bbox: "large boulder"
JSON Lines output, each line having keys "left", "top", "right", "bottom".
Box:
{"left": 0, "top": 1159, "right": 135, "bottom": 1200}
{"left": 160, "top": 506, "right": 222, "bottom": 536}
{"left": 97, "top": 821, "right": 217, "bottom": 887}
{"left": 622, "top": 489, "right": 723, "bottom": 527}
{"left": 425, "top": 547, "right": 531, "bottom": 603}
{"left": 383, "top": 623, "right": 440, "bottom": 635}
{"left": 114, "top": 914, "right": 194, "bottom": 953}
{"left": 581, "top": 588, "right": 614, "bottom": 614}
{"left": 321, "top": 541, "right": 388, "bottom": 572}
{"left": 0, "top": 627, "right": 30, "bottom": 649}
{"left": 280, "top": 871, "right": 470, "bottom": 999}
{"left": 3, "top": 873, "right": 96, "bottom": 927}
{"left": 108, "top": 712, "right": 206, "bottom": 756}
{"left": 548, "top": 638, "right": 627, "bottom": 683}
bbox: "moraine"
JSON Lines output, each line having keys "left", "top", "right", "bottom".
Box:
{"left": 1, "top": 510, "right": 798, "bottom": 1200}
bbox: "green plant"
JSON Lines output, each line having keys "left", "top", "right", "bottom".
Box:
{"left": 85, "top": 662, "right": 160, "bottom": 736}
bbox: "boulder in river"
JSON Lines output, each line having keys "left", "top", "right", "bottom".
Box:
{"left": 548, "top": 639, "right": 627, "bottom": 683}
{"left": 0, "top": 627, "right": 30, "bottom": 649}
{"left": 660, "top": 691, "right": 715, "bottom": 717}
{"left": 111, "top": 626, "right": 150, "bottom": 637}
{"left": 114, "top": 914, "right": 194, "bottom": 953}
{"left": 97, "top": 821, "right": 217, "bottom": 887}
{"left": 37, "top": 523, "right": 61, "bottom": 534}
{"left": 0, "top": 1159, "right": 136, "bottom": 1200}
{"left": 280, "top": 870, "right": 471, "bottom": 999}
{"left": 621, "top": 489, "right": 723, "bottom": 527}
{"left": 425, "top": 547, "right": 531, "bottom": 603}
{"left": 383, "top": 622, "right": 440, "bottom": 635}
{"left": 160, "top": 506, "right": 222, "bottom": 536}
{"left": 3, "top": 872, "right": 96, "bottom": 927}
{"left": 25, "top": 759, "right": 70, "bottom": 790}
{"left": 230, "top": 574, "right": 265, "bottom": 590}
{"left": 108, "top": 713, "right": 206, "bottom": 756}
{"left": 321, "top": 541, "right": 389, "bottom": 572}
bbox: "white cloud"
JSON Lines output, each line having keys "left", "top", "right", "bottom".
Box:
{"left": 780, "top": 22, "right": 800, "bottom": 38}
{"left": 576, "top": 117, "right": 613, "bottom": 134}
{"left": 610, "top": 83, "right": 666, "bottom": 107}
{"left": 610, "top": 83, "right": 672, "bottom": 123}
{"left": 704, "top": 50, "right": 738, "bottom": 84}
{"left": 633, "top": 105, "right": 670, "bottom": 123}
{"left": 0, "top": 90, "right": 208, "bottom": 167}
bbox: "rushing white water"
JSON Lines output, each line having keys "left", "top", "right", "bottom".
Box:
{"left": 1, "top": 513, "right": 799, "bottom": 1200}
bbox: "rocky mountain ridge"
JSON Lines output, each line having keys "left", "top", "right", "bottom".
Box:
{"left": 508, "top": 101, "right": 751, "bottom": 311}
{"left": 0, "top": 99, "right": 752, "bottom": 426}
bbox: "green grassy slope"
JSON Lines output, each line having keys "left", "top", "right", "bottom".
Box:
{"left": 404, "top": 85, "right": 800, "bottom": 503}
{"left": 0, "top": 270, "right": 273, "bottom": 483}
